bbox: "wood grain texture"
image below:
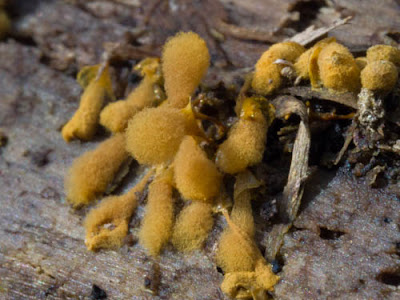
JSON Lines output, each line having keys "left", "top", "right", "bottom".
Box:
{"left": 1, "top": 0, "right": 400, "bottom": 299}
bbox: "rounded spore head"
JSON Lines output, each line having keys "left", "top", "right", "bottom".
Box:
{"left": 162, "top": 31, "right": 210, "bottom": 108}
{"left": 361, "top": 60, "right": 398, "bottom": 92}
{"left": 318, "top": 42, "right": 361, "bottom": 93}
{"left": 367, "top": 44, "right": 400, "bottom": 67}
{"left": 252, "top": 42, "right": 305, "bottom": 95}
{"left": 294, "top": 37, "right": 336, "bottom": 80}
{"left": 125, "top": 106, "right": 191, "bottom": 165}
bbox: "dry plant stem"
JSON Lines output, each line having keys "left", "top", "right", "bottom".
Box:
{"left": 215, "top": 19, "right": 281, "bottom": 43}
{"left": 277, "top": 97, "right": 310, "bottom": 218}
{"left": 310, "top": 111, "right": 355, "bottom": 121}
{"left": 284, "top": 118, "right": 310, "bottom": 220}
{"left": 289, "top": 16, "right": 352, "bottom": 47}
{"left": 265, "top": 96, "right": 310, "bottom": 260}
{"left": 85, "top": 169, "right": 155, "bottom": 251}
{"left": 103, "top": 42, "right": 157, "bottom": 62}
{"left": 139, "top": 169, "right": 174, "bottom": 256}
{"left": 142, "top": 0, "right": 164, "bottom": 26}
{"left": 334, "top": 122, "right": 356, "bottom": 165}
{"left": 264, "top": 223, "right": 291, "bottom": 262}
{"left": 280, "top": 86, "right": 358, "bottom": 109}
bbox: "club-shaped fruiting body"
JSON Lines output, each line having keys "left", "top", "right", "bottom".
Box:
{"left": 174, "top": 136, "right": 222, "bottom": 202}
{"left": 139, "top": 169, "right": 174, "bottom": 256}
{"left": 64, "top": 133, "right": 128, "bottom": 207}
{"left": 62, "top": 65, "right": 114, "bottom": 142}
{"left": 171, "top": 201, "right": 214, "bottom": 252}
{"left": 216, "top": 189, "right": 257, "bottom": 273}
{"left": 84, "top": 170, "right": 153, "bottom": 251}
{"left": 216, "top": 98, "right": 269, "bottom": 174}
{"left": 162, "top": 32, "right": 210, "bottom": 108}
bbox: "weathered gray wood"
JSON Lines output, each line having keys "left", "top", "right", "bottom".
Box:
{"left": 1, "top": 0, "right": 400, "bottom": 299}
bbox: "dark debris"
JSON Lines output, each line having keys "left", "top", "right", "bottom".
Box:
{"left": 90, "top": 284, "right": 107, "bottom": 300}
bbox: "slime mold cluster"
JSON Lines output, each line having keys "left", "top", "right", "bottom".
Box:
{"left": 62, "top": 31, "right": 400, "bottom": 299}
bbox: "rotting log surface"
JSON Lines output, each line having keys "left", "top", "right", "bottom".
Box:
{"left": 1, "top": 0, "right": 400, "bottom": 299}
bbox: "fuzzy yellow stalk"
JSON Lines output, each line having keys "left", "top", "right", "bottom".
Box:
{"left": 219, "top": 209, "right": 279, "bottom": 298}
{"left": 139, "top": 168, "right": 174, "bottom": 256}
{"left": 216, "top": 189, "right": 257, "bottom": 273}
{"left": 100, "top": 58, "right": 160, "bottom": 133}
{"left": 64, "top": 133, "right": 129, "bottom": 207}
{"left": 62, "top": 65, "right": 114, "bottom": 142}
{"left": 174, "top": 136, "right": 222, "bottom": 202}
{"left": 162, "top": 31, "right": 210, "bottom": 108}
{"left": 216, "top": 171, "right": 260, "bottom": 273}
{"left": 85, "top": 170, "right": 154, "bottom": 251}
{"left": 216, "top": 97, "right": 272, "bottom": 174}
{"left": 171, "top": 201, "right": 214, "bottom": 252}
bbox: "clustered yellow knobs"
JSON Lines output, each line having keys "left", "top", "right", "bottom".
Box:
{"left": 254, "top": 37, "right": 399, "bottom": 96}
{"left": 360, "top": 45, "right": 400, "bottom": 92}
{"left": 216, "top": 97, "right": 273, "bottom": 174}
{"left": 62, "top": 30, "right": 399, "bottom": 299}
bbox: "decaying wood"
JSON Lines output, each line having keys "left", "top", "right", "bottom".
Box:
{"left": 1, "top": 1, "right": 400, "bottom": 299}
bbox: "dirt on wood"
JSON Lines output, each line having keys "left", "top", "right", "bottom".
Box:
{"left": 1, "top": 0, "right": 400, "bottom": 299}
